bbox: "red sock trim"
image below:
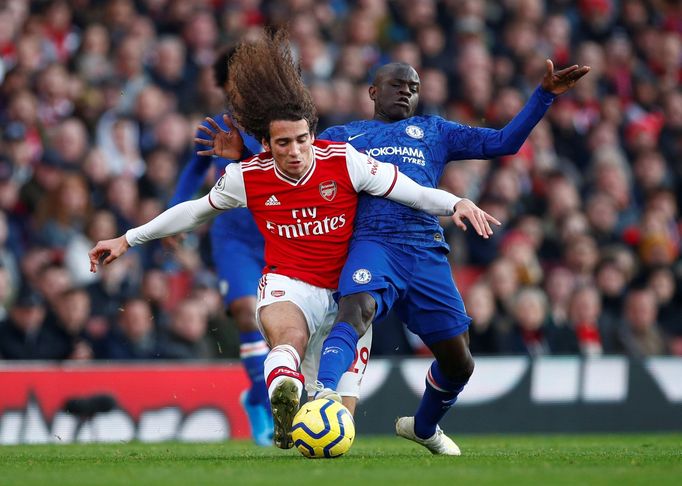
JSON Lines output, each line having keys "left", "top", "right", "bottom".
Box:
{"left": 266, "top": 367, "right": 305, "bottom": 389}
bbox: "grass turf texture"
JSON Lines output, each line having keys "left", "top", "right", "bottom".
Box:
{"left": 1, "top": 434, "right": 680, "bottom": 485}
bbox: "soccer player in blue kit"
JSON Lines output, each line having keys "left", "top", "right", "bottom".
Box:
{"left": 169, "top": 48, "right": 273, "bottom": 446}
{"left": 314, "top": 60, "right": 590, "bottom": 455}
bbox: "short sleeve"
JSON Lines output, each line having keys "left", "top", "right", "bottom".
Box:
{"left": 345, "top": 143, "right": 399, "bottom": 196}
{"left": 207, "top": 163, "right": 247, "bottom": 210}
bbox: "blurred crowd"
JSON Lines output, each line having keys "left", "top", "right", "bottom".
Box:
{"left": 0, "top": 0, "right": 680, "bottom": 362}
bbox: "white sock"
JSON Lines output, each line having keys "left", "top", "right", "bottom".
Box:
{"left": 264, "top": 345, "right": 304, "bottom": 399}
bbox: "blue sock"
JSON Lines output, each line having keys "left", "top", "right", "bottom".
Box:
{"left": 239, "top": 331, "right": 269, "bottom": 406}
{"left": 413, "top": 361, "right": 468, "bottom": 439}
{"left": 316, "top": 322, "right": 359, "bottom": 390}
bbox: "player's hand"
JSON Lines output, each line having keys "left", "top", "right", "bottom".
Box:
{"left": 88, "top": 235, "right": 130, "bottom": 273}
{"left": 541, "top": 59, "right": 591, "bottom": 96}
{"left": 452, "top": 199, "right": 501, "bottom": 239}
{"left": 195, "top": 114, "right": 244, "bottom": 160}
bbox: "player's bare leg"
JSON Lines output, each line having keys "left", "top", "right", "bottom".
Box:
{"left": 260, "top": 302, "right": 309, "bottom": 449}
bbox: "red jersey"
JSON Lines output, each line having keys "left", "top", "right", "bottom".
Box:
{"left": 208, "top": 140, "right": 398, "bottom": 289}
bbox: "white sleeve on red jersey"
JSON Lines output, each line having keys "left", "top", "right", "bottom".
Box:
{"left": 125, "top": 196, "right": 219, "bottom": 246}
{"left": 345, "top": 143, "right": 462, "bottom": 216}
{"left": 207, "top": 163, "right": 247, "bottom": 210}
{"left": 345, "top": 143, "right": 399, "bottom": 195}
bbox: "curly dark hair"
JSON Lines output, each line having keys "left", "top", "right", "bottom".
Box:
{"left": 227, "top": 30, "right": 318, "bottom": 142}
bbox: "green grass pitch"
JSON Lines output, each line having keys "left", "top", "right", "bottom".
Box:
{"left": 2, "top": 434, "right": 680, "bottom": 485}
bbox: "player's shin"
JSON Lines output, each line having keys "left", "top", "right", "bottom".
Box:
{"left": 413, "top": 361, "right": 468, "bottom": 440}
{"left": 315, "top": 322, "right": 359, "bottom": 392}
{"left": 264, "top": 344, "right": 305, "bottom": 449}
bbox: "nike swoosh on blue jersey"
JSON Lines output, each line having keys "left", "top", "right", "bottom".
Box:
{"left": 348, "top": 133, "right": 365, "bottom": 141}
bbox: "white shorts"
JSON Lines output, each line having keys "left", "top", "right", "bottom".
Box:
{"left": 256, "top": 273, "right": 371, "bottom": 398}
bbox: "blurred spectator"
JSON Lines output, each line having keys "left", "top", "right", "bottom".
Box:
{"left": 465, "top": 283, "right": 503, "bottom": 355}
{"left": 50, "top": 287, "right": 94, "bottom": 360}
{"left": 34, "top": 262, "right": 72, "bottom": 319}
{"left": 139, "top": 268, "right": 171, "bottom": 330}
{"left": 101, "top": 297, "right": 159, "bottom": 360}
{"left": 150, "top": 36, "right": 194, "bottom": 113}
{"left": 190, "top": 273, "right": 239, "bottom": 359}
{"left": 97, "top": 116, "right": 146, "bottom": 177}
{"left": 503, "top": 286, "right": 551, "bottom": 356}
{"left": 48, "top": 117, "right": 89, "bottom": 168}
{"left": 486, "top": 257, "right": 520, "bottom": 333}
{"left": 75, "top": 23, "right": 113, "bottom": 84}
{"left": 34, "top": 173, "right": 91, "bottom": 248}
{"left": 594, "top": 256, "right": 628, "bottom": 348}
{"left": 112, "top": 36, "right": 149, "bottom": 114}
{"left": 614, "top": 287, "right": 667, "bottom": 357}
{"left": 0, "top": 286, "right": 60, "bottom": 359}
{"left": 137, "top": 147, "right": 178, "bottom": 204}
{"left": 567, "top": 284, "right": 604, "bottom": 356}
{"left": 585, "top": 192, "right": 620, "bottom": 245}
{"left": 544, "top": 265, "right": 576, "bottom": 328}
{"left": 563, "top": 233, "right": 600, "bottom": 284}
{"left": 646, "top": 266, "right": 682, "bottom": 354}
{"left": 500, "top": 229, "right": 543, "bottom": 286}
{"left": 160, "top": 298, "right": 212, "bottom": 360}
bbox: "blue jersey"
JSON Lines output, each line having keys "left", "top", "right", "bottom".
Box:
{"left": 319, "top": 86, "right": 555, "bottom": 250}
{"left": 170, "top": 113, "right": 264, "bottom": 243}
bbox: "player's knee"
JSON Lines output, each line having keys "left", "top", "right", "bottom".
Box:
{"left": 437, "top": 347, "right": 474, "bottom": 382}
{"left": 438, "top": 357, "right": 475, "bottom": 383}
{"left": 337, "top": 293, "right": 375, "bottom": 336}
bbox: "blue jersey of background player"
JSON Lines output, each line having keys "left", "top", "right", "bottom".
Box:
{"left": 168, "top": 48, "right": 272, "bottom": 446}
{"left": 315, "top": 60, "right": 591, "bottom": 455}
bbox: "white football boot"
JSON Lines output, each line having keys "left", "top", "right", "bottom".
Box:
{"left": 395, "top": 416, "right": 461, "bottom": 456}
{"left": 270, "top": 378, "right": 300, "bottom": 449}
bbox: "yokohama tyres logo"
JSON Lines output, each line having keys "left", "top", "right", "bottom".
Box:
{"left": 319, "top": 181, "right": 337, "bottom": 201}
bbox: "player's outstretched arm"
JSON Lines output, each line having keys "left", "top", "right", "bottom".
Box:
{"left": 451, "top": 199, "right": 501, "bottom": 239}
{"left": 88, "top": 196, "right": 222, "bottom": 274}
{"left": 378, "top": 171, "right": 501, "bottom": 238}
{"left": 195, "top": 114, "right": 245, "bottom": 160}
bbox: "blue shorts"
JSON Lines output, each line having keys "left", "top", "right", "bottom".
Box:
{"left": 211, "top": 229, "right": 265, "bottom": 307}
{"left": 337, "top": 240, "right": 471, "bottom": 345}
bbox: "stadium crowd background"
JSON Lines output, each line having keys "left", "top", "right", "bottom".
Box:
{"left": 0, "top": 0, "right": 680, "bottom": 362}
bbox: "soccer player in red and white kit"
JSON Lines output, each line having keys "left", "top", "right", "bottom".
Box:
{"left": 88, "top": 31, "right": 500, "bottom": 450}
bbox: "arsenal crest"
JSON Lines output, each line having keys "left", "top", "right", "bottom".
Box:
{"left": 319, "top": 181, "right": 337, "bottom": 201}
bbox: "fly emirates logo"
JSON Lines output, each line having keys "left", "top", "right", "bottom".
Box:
{"left": 366, "top": 146, "right": 426, "bottom": 166}
{"left": 266, "top": 207, "right": 347, "bottom": 239}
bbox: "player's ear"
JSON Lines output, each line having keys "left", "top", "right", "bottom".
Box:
{"left": 261, "top": 137, "right": 270, "bottom": 151}
{"left": 368, "top": 85, "right": 377, "bottom": 101}
{"left": 309, "top": 132, "right": 315, "bottom": 143}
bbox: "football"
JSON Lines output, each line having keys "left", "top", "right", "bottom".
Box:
{"left": 290, "top": 398, "right": 355, "bottom": 458}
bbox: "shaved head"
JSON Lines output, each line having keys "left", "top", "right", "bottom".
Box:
{"left": 369, "top": 62, "right": 420, "bottom": 121}
{"left": 372, "top": 62, "right": 419, "bottom": 85}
